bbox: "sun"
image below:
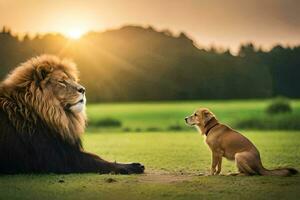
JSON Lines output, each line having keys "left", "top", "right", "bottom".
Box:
{"left": 66, "top": 29, "right": 84, "bottom": 39}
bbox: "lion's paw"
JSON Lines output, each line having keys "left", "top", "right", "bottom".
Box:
{"left": 117, "top": 163, "right": 145, "bottom": 174}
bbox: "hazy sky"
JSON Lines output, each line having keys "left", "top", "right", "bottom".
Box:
{"left": 0, "top": 0, "right": 299, "bottom": 52}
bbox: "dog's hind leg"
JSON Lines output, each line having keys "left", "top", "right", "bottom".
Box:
{"left": 235, "top": 152, "right": 258, "bottom": 175}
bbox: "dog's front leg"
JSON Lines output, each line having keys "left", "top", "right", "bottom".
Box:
{"left": 216, "top": 157, "right": 222, "bottom": 175}
{"left": 211, "top": 153, "right": 218, "bottom": 175}
{"left": 216, "top": 150, "right": 224, "bottom": 175}
{"left": 211, "top": 151, "right": 222, "bottom": 175}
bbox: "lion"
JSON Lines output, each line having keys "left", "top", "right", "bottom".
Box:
{"left": 0, "top": 55, "right": 144, "bottom": 174}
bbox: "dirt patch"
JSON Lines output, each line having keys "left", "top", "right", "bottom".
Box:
{"left": 138, "top": 172, "right": 195, "bottom": 184}
{"left": 105, "top": 178, "right": 117, "bottom": 183}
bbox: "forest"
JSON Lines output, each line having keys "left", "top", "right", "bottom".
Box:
{"left": 0, "top": 25, "right": 299, "bottom": 102}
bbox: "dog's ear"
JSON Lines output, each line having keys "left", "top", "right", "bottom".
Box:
{"left": 34, "top": 64, "right": 53, "bottom": 83}
{"left": 202, "top": 110, "right": 214, "bottom": 125}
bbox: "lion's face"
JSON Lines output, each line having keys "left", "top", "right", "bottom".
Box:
{"left": 43, "top": 69, "right": 86, "bottom": 113}
{"left": 1, "top": 55, "right": 86, "bottom": 114}
{"left": 1, "top": 55, "right": 87, "bottom": 143}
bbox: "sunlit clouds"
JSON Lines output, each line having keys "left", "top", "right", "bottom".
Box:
{"left": 0, "top": 0, "right": 299, "bottom": 52}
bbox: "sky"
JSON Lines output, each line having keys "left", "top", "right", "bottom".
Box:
{"left": 0, "top": 0, "right": 299, "bottom": 52}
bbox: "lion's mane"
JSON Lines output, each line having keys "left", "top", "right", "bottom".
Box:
{"left": 0, "top": 55, "right": 86, "bottom": 144}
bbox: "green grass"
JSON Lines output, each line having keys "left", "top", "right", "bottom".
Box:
{"left": 83, "top": 131, "right": 300, "bottom": 172}
{"left": 1, "top": 131, "right": 300, "bottom": 200}
{"left": 86, "top": 100, "right": 300, "bottom": 131}
{"left": 1, "top": 100, "right": 300, "bottom": 199}
{"left": 236, "top": 112, "right": 300, "bottom": 130}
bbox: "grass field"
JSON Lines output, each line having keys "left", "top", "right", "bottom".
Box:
{"left": 87, "top": 99, "right": 300, "bottom": 131}
{"left": 1, "top": 100, "right": 300, "bottom": 200}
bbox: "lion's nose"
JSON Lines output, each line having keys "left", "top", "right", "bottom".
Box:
{"left": 78, "top": 87, "right": 85, "bottom": 94}
{"left": 185, "top": 117, "right": 188, "bottom": 122}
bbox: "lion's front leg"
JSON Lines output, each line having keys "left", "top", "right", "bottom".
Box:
{"left": 80, "top": 152, "right": 145, "bottom": 174}
{"left": 112, "top": 162, "right": 145, "bottom": 174}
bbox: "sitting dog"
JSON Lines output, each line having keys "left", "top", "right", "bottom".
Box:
{"left": 185, "top": 108, "right": 298, "bottom": 176}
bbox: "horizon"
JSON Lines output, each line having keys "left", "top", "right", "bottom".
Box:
{"left": 1, "top": 24, "right": 299, "bottom": 55}
{"left": 1, "top": 0, "right": 300, "bottom": 53}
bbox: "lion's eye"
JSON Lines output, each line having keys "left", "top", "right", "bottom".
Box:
{"left": 194, "top": 113, "right": 197, "bottom": 116}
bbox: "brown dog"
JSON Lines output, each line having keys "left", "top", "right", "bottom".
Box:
{"left": 185, "top": 108, "right": 298, "bottom": 176}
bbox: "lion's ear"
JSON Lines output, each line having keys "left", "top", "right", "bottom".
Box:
{"left": 34, "top": 65, "right": 53, "bottom": 82}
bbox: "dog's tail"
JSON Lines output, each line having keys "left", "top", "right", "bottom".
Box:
{"left": 259, "top": 167, "right": 298, "bottom": 176}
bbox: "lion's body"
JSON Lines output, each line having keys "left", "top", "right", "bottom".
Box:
{"left": 0, "top": 55, "right": 144, "bottom": 174}
{"left": 0, "top": 109, "right": 83, "bottom": 173}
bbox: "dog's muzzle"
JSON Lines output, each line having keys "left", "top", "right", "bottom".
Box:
{"left": 185, "top": 117, "right": 188, "bottom": 123}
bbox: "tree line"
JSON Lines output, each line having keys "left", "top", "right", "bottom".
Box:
{"left": 0, "top": 25, "right": 299, "bottom": 102}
